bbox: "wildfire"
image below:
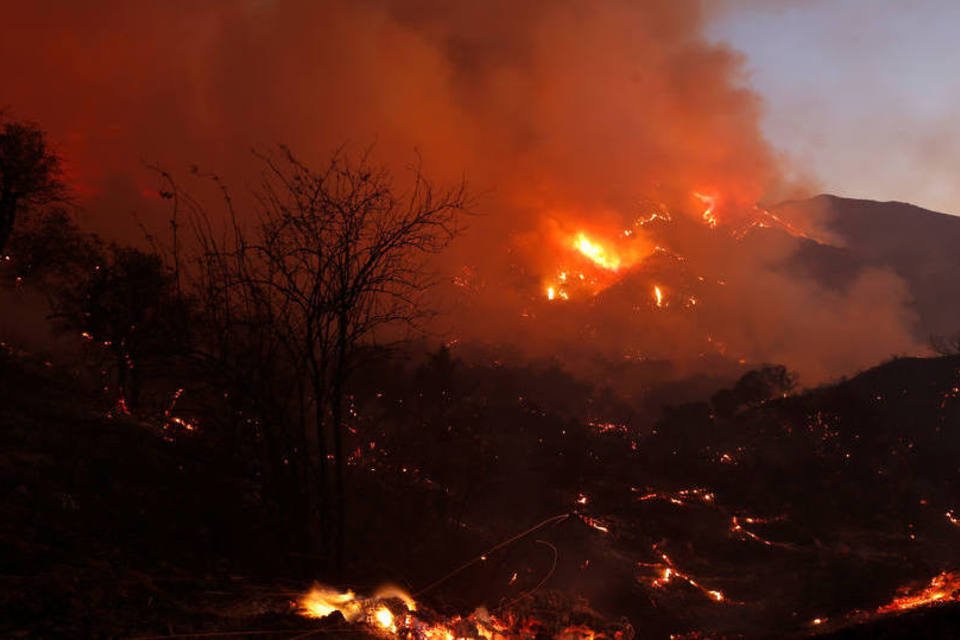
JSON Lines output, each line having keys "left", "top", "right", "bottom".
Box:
{"left": 876, "top": 571, "right": 960, "bottom": 614}
{"left": 296, "top": 583, "right": 617, "bottom": 639}
{"left": 541, "top": 225, "right": 652, "bottom": 302}
{"left": 639, "top": 549, "right": 726, "bottom": 603}
{"left": 573, "top": 233, "right": 621, "bottom": 271}
{"left": 728, "top": 515, "right": 789, "bottom": 548}
{"left": 546, "top": 286, "right": 569, "bottom": 301}
{"left": 634, "top": 487, "right": 715, "bottom": 506}
{"left": 693, "top": 192, "right": 719, "bottom": 228}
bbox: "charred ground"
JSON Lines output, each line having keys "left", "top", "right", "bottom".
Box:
{"left": 3, "top": 340, "right": 960, "bottom": 638}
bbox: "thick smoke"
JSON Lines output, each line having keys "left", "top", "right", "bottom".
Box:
{"left": 0, "top": 0, "right": 924, "bottom": 383}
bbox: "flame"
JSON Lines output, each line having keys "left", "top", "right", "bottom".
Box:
{"left": 300, "top": 585, "right": 364, "bottom": 620}
{"left": 634, "top": 487, "right": 715, "bottom": 506}
{"left": 297, "top": 582, "right": 610, "bottom": 639}
{"left": 876, "top": 571, "right": 960, "bottom": 614}
{"left": 572, "top": 232, "right": 621, "bottom": 271}
{"left": 545, "top": 285, "right": 569, "bottom": 301}
{"left": 374, "top": 606, "right": 395, "bottom": 631}
{"left": 653, "top": 285, "right": 664, "bottom": 308}
{"left": 373, "top": 585, "right": 417, "bottom": 612}
{"left": 542, "top": 226, "right": 653, "bottom": 302}
{"left": 693, "top": 192, "right": 719, "bottom": 228}
{"left": 640, "top": 549, "right": 727, "bottom": 604}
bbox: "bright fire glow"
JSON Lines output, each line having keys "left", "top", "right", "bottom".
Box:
{"left": 640, "top": 549, "right": 727, "bottom": 604}
{"left": 653, "top": 285, "right": 664, "bottom": 308}
{"left": 694, "top": 192, "right": 719, "bottom": 228}
{"left": 297, "top": 582, "right": 609, "bottom": 639}
{"left": 542, "top": 226, "right": 653, "bottom": 302}
{"left": 573, "top": 232, "right": 621, "bottom": 271}
{"left": 877, "top": 571, "right": 960, "bottom": 614}
{"left": 300, "top": 585, "right": 363, "bottom": 620}
{"left": 374, "top": 606, "right": 395, "bottom": 631}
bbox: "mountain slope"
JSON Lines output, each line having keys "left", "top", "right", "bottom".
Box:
{"left": 774, "top": 194, "right": 960, "bottom": 339}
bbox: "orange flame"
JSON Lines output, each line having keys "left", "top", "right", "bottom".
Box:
{"left": 300, "top": 585, "right": 363, "bottom": 620}
{"left": 877, "top": 571, "right": 960, "bottom": 614}
{"left": 640, "top": 549, "right": 727, "bottom": 603}
{"left": 297, "top": 582, "right": 608, "bottom": 639}
{"left": 572, "top": 232, "right": 621, "bottom": 271}
{"left": 693, "top": 192, "right": 719, "bottom": 228}
{"left": 542, "top": 226, "right": 653, "bottom": 302}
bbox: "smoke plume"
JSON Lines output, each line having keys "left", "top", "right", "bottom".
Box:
{"left": 0, "top": 0, "right": 924, "bottom": 383}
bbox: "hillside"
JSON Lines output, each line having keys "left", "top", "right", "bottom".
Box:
{"left": 3, "top": 341, "right": 960, "bottom": 638}
{"left": 775, "top": 194, "right": 960, "bottom": 339}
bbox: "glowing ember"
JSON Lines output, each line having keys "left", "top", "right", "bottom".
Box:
{"left": 729, "top": 515, "right": 790, "bottom": 548}
{"left": 653, "top": 285, "right": 664, "bottom": 308}
{"left": 581, "top": 515, "right": 610, "bottom": 534}
{"left": 876, "top": 571, "right": 960, "bottom": 614}
{"left": 296, "top": 582, "right": 613, "bottom": 639}
{"left": 639, "top": 549, "right": 727, "bottom": 604}
{"left": 374, "top": 606, "right": 395, "bottom": 631}
{"left": 634, "top": 487, "right": 715, "bottom": 506}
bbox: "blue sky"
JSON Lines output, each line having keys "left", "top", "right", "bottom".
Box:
{"left": 708, "top": 1, "right": 960, "bottom": 214}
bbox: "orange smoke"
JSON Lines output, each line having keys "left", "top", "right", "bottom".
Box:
{"left": 0, "top": 1, "right": 925, "bottom": 382}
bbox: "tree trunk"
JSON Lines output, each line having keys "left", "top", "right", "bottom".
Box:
{"left": 0, "top": 192, "right": 16, "bottom": 255}
{"left": 331, "top": 310, "right": 348, "bottom": 579}
{"left": 312, "top": 375, "right": 330, "bottom": 564}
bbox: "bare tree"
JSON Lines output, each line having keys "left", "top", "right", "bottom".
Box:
{"left": 183, "top": 146, "right": 468, "bottom": 571}
{"left": 0, "top": 118, "right": 66, "bottom": 253}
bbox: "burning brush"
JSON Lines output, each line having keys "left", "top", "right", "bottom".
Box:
{"left": 296, "top": 584, "right": 634, "bottom": 639}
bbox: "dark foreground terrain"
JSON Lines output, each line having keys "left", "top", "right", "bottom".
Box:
{"left": 2, "top": 344, "right": 960, "bottom": 638}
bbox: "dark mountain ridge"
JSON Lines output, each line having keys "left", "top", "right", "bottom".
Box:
{"left": 774, "top": 194, "right": 960, "bottom": 339}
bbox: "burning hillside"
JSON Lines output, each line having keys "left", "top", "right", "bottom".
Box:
{"left": 3, "top": 291, "right": 960, "bottom": 638}
{"left": 474, "top": 189, "right": 923, "bottom": 386}
{"left": 1, "top": 1, "right": 941, "bottom": 385}
{"left": 3, "top": 2, "right": 960, "bottom": 639}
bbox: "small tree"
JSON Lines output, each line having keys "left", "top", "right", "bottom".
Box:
{"left": 186, "top": 146, "right": 468, "bottom": 571}
{"left": 0, "top": 118, "right": 66, "bottom": 253}
{"left": 67, "top": 246, "right": 187, "bottom": 411}
{"left": 711, "top": 365, "right": 796, "bottom": 419}
{"left": 5, "top": 210, "right": 188, "bottom": 411}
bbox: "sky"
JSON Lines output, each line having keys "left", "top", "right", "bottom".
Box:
{"left": 709, "top": 0, "right": 960, "bottom": 215}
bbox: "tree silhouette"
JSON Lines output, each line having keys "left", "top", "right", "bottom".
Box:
{"left": 0, "top": 118, "right": 66, "bottom": 253}
{"left": 183, "top": 146, "right": 468, "bottom": 572}
{"left": 711, "top": 365, "right": 796, "bottom": 419}
{"left": 6, "top": 209, "right": 187, "bottom": 412}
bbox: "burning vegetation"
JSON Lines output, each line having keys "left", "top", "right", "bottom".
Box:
{"left": 2, "top": 2, "right": 960, "bottom": 639}
{"left": 296, "top": 583, "right": 630, "bottom": 640}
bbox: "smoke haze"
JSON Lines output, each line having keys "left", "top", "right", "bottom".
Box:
{"left": 0, "top": 0, "right": 925, "bottom": 383}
